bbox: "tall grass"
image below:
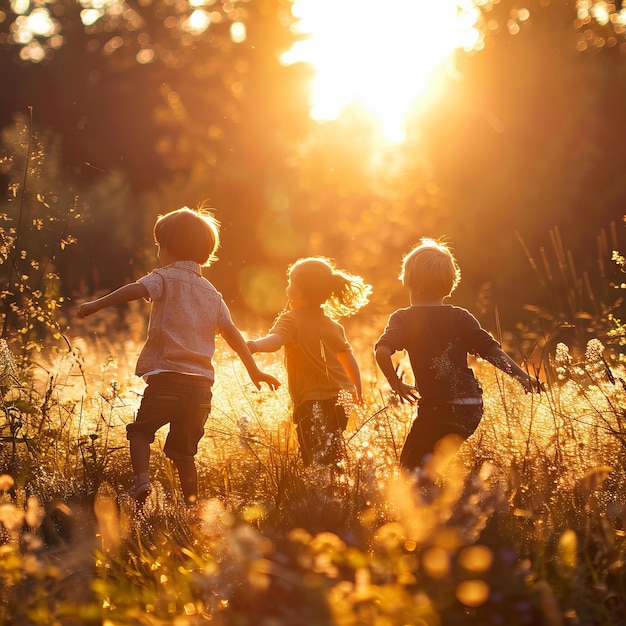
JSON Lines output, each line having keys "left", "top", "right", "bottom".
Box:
{"left": 2, "top": 318, "right": 626, "bottom": 625}
{"left": 2, "top": 123, "right": 626, "bottom": 624}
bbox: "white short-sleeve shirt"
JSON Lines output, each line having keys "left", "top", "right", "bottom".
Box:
{"left": 135, "top": 261, "right": 233, "bottom": 380}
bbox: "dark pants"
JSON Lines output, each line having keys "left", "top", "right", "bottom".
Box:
{"left": 293, "top": 398, "right": 348, "bottom": 466}
{"left": 127, "top": 372, "right": 213, "bottom": 463}
{"left": 400, "top": 400, "right": 483, "bottom": 471}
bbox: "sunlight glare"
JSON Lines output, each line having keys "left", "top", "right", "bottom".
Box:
{"left": 283, "top": 0, "right": 482, "bottom": 142}
{"left": 182, "top": 9, "right": 211, "bottom": 35}
{"left": 24, "top": 8, "right": 56, "bottom": 37}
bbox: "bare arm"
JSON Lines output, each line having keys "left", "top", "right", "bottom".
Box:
{"left": 374, "top": 345, "right": 418, "bottom": 403}
{"left": 221, "top": 325, "right": 280, "bottom": 390}
{"left": 337, "top": 350, "right": 363, "bottom": 403}
{"left": 247, "top": 334, "right": 285, "bottom": 354}
{"left": 78, "top": 282, "right": 148, "bottom": 317}
{"left": 481, "top": 345, "right": 544, "bottom": 393}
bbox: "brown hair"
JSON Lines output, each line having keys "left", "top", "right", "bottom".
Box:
{"left": 288, "top": 256, "right": 371, "bottom": 319}
{"left": 154, "top": 206, "right": 220, "bottom": 266}
{"left": 399, "top": 238, "right": 461, "bottom": 299}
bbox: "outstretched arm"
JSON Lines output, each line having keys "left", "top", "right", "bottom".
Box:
{"left": 247, "top": 334, "right": 284, "bottom": 354}
{"left": 337, "top": 350, "right": 363, "bottom": 404}
{"left": 374, "top": 345, "right": 418, "bottom": 403}
{"left": 221, "top": 325, "right": 280, "bottom": 390}
{"left": 78, "top": 282, "right": 148, "bottom": 317}
{"left": 481, "top": 345, "right": 544, "bottom": 393}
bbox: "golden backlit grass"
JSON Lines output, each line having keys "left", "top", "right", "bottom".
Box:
{"left": 1, "top": 316, "right": 626, "bottom": 625}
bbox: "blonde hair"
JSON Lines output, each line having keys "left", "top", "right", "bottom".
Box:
{"left": 154, "top": 206, "right": 220, "bottom": 266}
{"left": 288, "top": 256, "right": 371, "bottom": 319}
{"left": 400, "top": 238, "right": 461, "bottom": 299}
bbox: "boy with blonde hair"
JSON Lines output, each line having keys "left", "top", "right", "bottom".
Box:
{"left": 375, "top": 238, "right": 541, "bottom": 471}
{"left": 79, "top": 206, "right": 279, "bottom": 505}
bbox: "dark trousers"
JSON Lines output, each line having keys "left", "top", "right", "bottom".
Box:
{"left": 400, "top": 401, "right": 483, "bottom": 471}
{"left": 293, "top": 398, "right": 348, "bottom": 466}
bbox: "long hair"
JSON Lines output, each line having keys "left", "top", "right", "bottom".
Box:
{"left": 288, "top": 256, "right": 372, "bottom": 319}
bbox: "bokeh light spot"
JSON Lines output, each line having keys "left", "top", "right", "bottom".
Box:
{"left": 456, "top": 579, "right": 490, "bottom": 607}
{"left": 231, "top": 21, "right": 246, "bottom": 43}
{"left": 458, "top": 545, "right": 493, "bottom": 573}
{"left": 256, "top": 210, "right": 304, "bottom": 261}
{"left": 182, "top": 9, "right": 211, "bottom": 35}
{"left": 422, "top": 546, "right": 450, "bottom": 578}
{"left": 238, "top": 266, "right": 287, "bottom": 316}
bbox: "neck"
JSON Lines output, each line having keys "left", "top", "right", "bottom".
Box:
{"left": 410, "top": 295, "right": 445, "bottom": 306}
{"left": 290, "top": 298, "right": 320, "bottom": 311}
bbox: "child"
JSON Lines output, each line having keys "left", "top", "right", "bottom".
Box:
{"left": 374, "top": 238, "right": 542, "bottom": 471}
{"left": 247, "top": 257, "right": 371, "bottom": 466}
{"left": 78, "top": 206, "right": 279, "bottom": 506}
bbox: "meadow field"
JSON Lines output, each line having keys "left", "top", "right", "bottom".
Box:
{"left": 3, "top": 3, "right": 626, "bottom": 620}
{"left": 1, "top": 298, "right": 626, "bottom": 626}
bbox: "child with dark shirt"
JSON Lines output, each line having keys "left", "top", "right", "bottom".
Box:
{"left": 375, "top": 238, "right": 542, "bottom": 470}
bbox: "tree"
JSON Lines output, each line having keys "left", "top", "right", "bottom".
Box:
{"left": 1, "top": 0, "right": 625, "bottom": 335}
{"left": 0, "top": 0, "right": 312, "bottom": 308}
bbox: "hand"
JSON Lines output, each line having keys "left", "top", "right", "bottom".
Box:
{"left": 351, "top": 390, "right": 364, "bottom": 407}
{"left": 520, "top": 375, "right": 545, "bottom": 394}
{"left": 77, "top": 302, "right": 98, "bottom": 318}
{"left": 393, "top": 381, "right": 419, "bottom": 404}
{"left": 246, "top": 340, "right": 256, "bottom": 354}
{"left": 253, "top": 371, "right": 280, "bottom": 391}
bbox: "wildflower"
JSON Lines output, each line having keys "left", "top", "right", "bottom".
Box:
{"left": 0, "top": 339, "right": 16, "bottom": 381}
{"left": 584, "top": 339, "right": 606, "bottom": 382}
{"left": 554, "top": 343, "right": 571, "bottom": 381}
{"left": 585, "top": 338, "right": 604, "bottom": 362}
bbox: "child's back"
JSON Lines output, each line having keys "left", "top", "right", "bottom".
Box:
{"left": 249, "top": 256, "right": 371, "bottom": 466}
{"left": 78, "top": 206, "right": 279, "bottom": 507}
{"left": 375, "top": 238, "right": 542, "bottom": 471}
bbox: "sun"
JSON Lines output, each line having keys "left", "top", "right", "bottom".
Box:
{"left": 282, "top": 0, "right": 483, "bottom": 142}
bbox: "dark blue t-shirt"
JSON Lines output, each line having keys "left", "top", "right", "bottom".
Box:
{"left": 375, "top": 304, "right": 500, "bottom": 402}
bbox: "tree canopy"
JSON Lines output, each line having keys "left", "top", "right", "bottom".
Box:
{"left": 1, "top": 0, "right": 625, "bottom": 346}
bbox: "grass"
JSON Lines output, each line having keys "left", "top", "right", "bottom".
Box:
{"left": 2, "top": 118, "right": 626, "bottom": 624}
{"left": 1, "top": 311, "right": 626, "bottom": 625}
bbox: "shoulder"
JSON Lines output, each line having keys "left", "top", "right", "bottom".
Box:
{"left": 270, "top": 309, "right": 296, "bottom": 331}
{"left": 268, "top": 311, "right": 299, "bottom": 343}
{"left": 138, "top": 268, "right": 164, "bottom": 292}
{"left": 277, "top": 307, "right": 321, "bottom": 324}
{"left": 162, "top": 263, "right": 221, "bottom": 292}
{"left": 386, "top": 305, "right": 424, "bottom": 325}
{"left": 387, "top": 306, "right": 412, "bottom": 319}
{"left": 447, "top": 305, "right": 482, "bottom": 324}
{"left": 320, "top": 313, "right": 346, "bottom": 334}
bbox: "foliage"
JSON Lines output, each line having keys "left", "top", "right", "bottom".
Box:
{"left": 0, "top": 110, "right": 82, "bottom": 353}
{"left": 607, "top": 238, "right": 626, "bottom": 352}
{"left": 1, "top": 314, "right": 626, "bottom": 623}
{"left": 508, "top": 220, "right": 626, "bottom": 367}
{"left": 2, "top": 1, "right": 626, "bottom": 329}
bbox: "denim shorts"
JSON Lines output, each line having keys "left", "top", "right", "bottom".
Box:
{"left": 126, "top": 372, "right": 213, "bottom": 463}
